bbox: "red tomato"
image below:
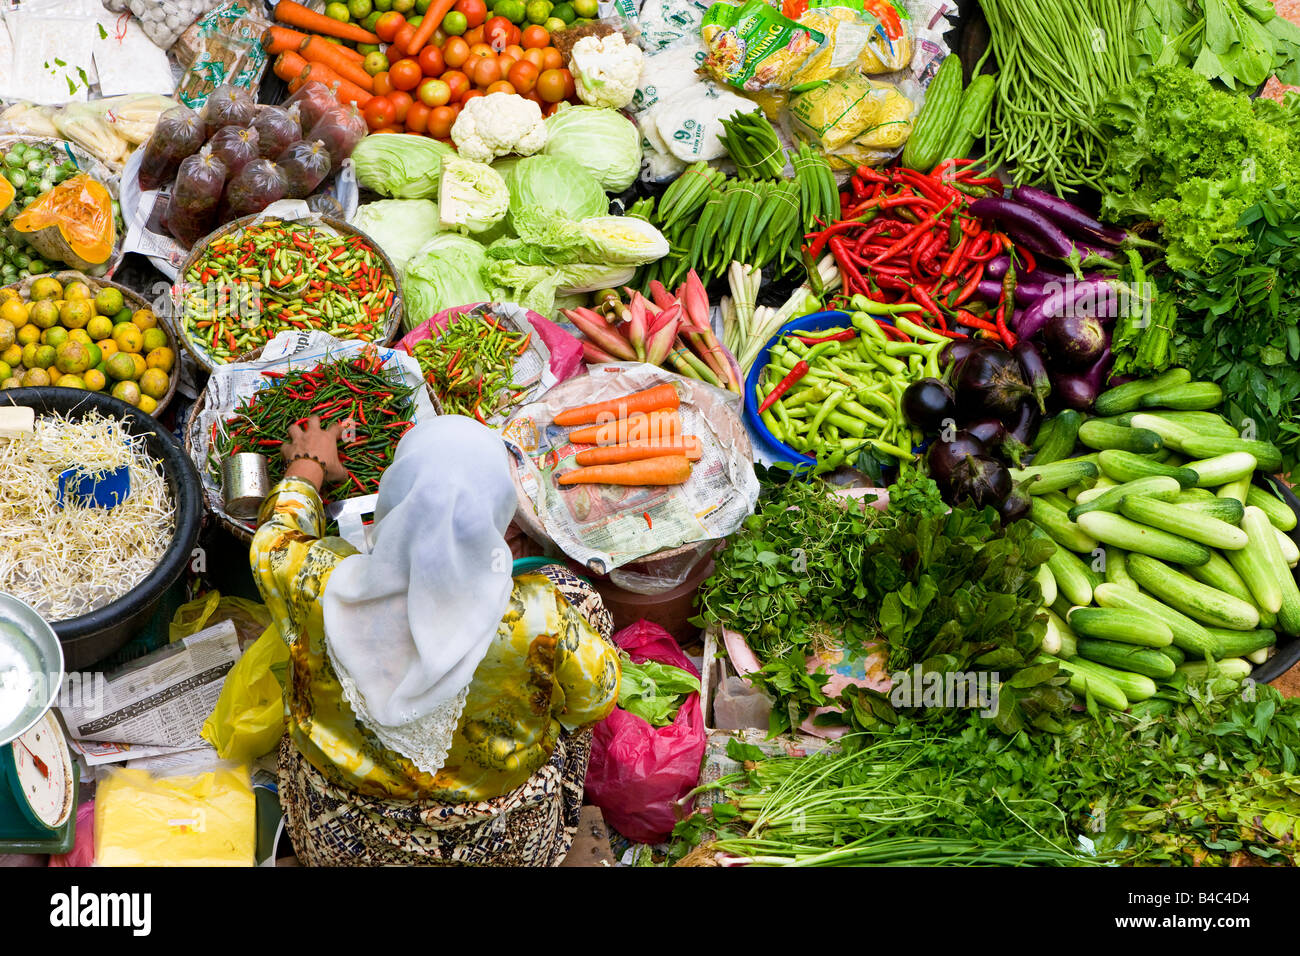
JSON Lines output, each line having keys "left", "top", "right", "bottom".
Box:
{"left": 469, "top": 42, "right": 495, "bottom": 59}
{"left": 472, "top": 56, "right": 501, "bottom": 87}
{"left": 417, "top": 45, "right": 445, "bottom": 76}
{"left": 427, "top": 105, "right": 457, "bottom": 139}
{"left": 543, "top": 101, "right": 563, "bottom": 118}
{"left": 464, "top": 25, "right": 485, "bottom": 46}
{"left": 363, "top": 97, "right": 397, "bottom": 130}
{"left": 507, "top": 25, "right": 522, "bottom": 46}
{"left": 461, "top": 88, "right": 484, "bottom": 105}
{"left": 521, "top": 48, "right": 544, "bottom": 68}
{"left": 393, "top": 22, "right": 417, "bottom": 52}
{"left": 504, "top": 43, "right": 525, "bottom": 60}
{"left": 559, "top": 67, "right": 576, "bottom": 99}
{"left": 406, "top": 101, "right": 432, "bottom": 133}
{"left": 540, "top": 46, "right": 563, "bottom": 71}
{"left": 418, "top": 77, "right": 452, "bottom": 106}
{"left": 372, "top": 70, "right": 395, "bottom": 96}
{"left": 484, "top": 15, "right": 513, "bottom": 51}
{"left": 521, "top": 89, "right": 544, "bottom": 106}
{"left": 456, "top": 0, "right": 488, "bottom": 28}
{"left": 521, "top": 25, "right": 549, "bottom": 49}
{"left": 442, "top": 36, "right": 470, "bottom": 67}
{"left": 441, "top": 69, "right": 470, "bottom": 100}
{"left": 389, "top": 58, "right": 423, "bottom": 91}
{"left": 497, "top": 53, "right": 517, "bottom": 75}
{"left": 507, "top": 60, "right": 538, "bottom": 93}
{"left": 536, "top": 68, "right": 567, "bottom": 103}
{"left": 375, "top": 11, "right": 406, "bottom": 42}
{"left": 387, "top": 90, "right": 414, "bottom": 123}
{"left": 486, "top": 80, "right": 516, "bottom": 96}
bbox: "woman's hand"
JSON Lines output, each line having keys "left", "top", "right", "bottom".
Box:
{"left": 282, "top": 416, "right": 350, "bottom": 490}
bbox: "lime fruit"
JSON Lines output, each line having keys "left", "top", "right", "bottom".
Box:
{"left": 105, "top": 352, "right": 136, "bottom": 382}
{"left": 93, "top": 286, "right": 124, "bottom": 316}
{"left": 110, "top": 380, "right": 141, "bottom": 406}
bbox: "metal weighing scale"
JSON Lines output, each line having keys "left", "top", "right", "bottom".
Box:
{"left": 0, "top": 592, "right": 76, "bottom": 854}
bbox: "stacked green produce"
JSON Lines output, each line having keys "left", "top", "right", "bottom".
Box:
{"left": 1017, "top": 369, "right": 1299, "bottom": 711}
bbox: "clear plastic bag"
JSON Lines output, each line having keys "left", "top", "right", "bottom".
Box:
{"left": 283, "top": 82, "right": 339, "bottom": 136}
{"left": 251, "top": 105, "right": 301, "bottom": 160}
{"left": 277, "top": 139, "right": 332, "bottom": 199}
{"left": 166, "top": 146, "right": 227, "bottom": 248}
{"left": 222, "top": 159, "right": 289, "bottom": 219}
{"left": 200, "top": 84, "right": 257, "bottom": 135}
{"left": 137, "top": 105, "right": 207, "bottom": 191}
{"left": 307, "top": 106, "right": 367, "bottom": 168}
{"left": 208, "top": 125, "right": 260, "bottom": 178}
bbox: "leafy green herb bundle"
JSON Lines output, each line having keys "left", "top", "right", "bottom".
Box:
{"left": 1132, "top": 0, "right": 1300, "bottom": 91}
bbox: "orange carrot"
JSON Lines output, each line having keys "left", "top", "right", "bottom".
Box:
{"left": 553, "top": 383, "right": 680, "bottom": 426}
{"left": 298, "top": 63, "right": 372, "bottom": 107}
{"left": 299, "top": 36, "right": 374, "bottom": 92}
{"left": 274, "top": 0, "right": 380, "bottom": 43}
{"left": 558, "top": 455, "right": 692, "bottom": 486}
{"left": 274, "top": 50, "right": 310, "bottom": 83}
{"left": 407, "top": 0, "right": 457, "bottom": 55}
{"left": 567, "top": 410, "right": 682, "bottom": 446}
{"left": 575, "top": 437, "right": 702, "bottom": 466}
{"left": 262, "top": 25, "right": 309, "bottom": 54}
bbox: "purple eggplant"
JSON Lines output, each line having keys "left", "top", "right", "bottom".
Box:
{"left": 970, "top": 197, "right": 1077, "bottom": 260}
{"left": 1043, "top": 311, "right": 1109, "bottom": 369}
{"left": 1054, "top": 348, "right": 1114, "bottom": 411}
{"left": 1010, "top": 186, "right": 1128, "bottom": 247}
{"left": 954, "top": 345, "right": 1034, "bottom": 415}
{"left": 1015, "top": 276, "right": 1122, "bottom": 340}
{"left": 949, "top": 455, "right": 1013, "bottom": 509}
{"left": 965, "top": 418, "right": 1007, "bottom": 448}
{"left": 1012, "top": 339, "right": 1050, "bottom": 413}
{"left": 998, "top": 484, "right": 1032, "bottom": 524}
{"left": 902, "top": 378, "right": 956, "bottom": 434}
{"left": 941, "top": 338, "right": 982, "bottom": 369}
{"left": 1003, "top": 400, "right": 1041, "bottom": 464}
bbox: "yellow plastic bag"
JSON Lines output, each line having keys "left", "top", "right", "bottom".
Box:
{"left": 94, "top": 765, "right": 256, "bottom": 867}
{"left": 171, "top": 590, "right": 272, "bottom": 648}
{"left": 789, "top": 74, "right": 914, "bottom": 151}
{"left": 201, "top": 625, "right": 289, "bottom": 763}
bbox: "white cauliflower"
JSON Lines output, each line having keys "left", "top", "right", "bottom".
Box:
{"left": 571, "top": 33, "right": 644, "bottom": 110}
{"left": 450, "top": 93, "right": 547, "bottom": 163}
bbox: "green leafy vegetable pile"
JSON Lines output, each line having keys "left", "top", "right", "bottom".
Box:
{"left": 617, "top": 655, "right": 700, "bottom": 727}
{"left": 1132, "top": 0, "right": 1300, "bottom": 91}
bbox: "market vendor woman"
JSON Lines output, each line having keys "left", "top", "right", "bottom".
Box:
{"left": 251, "top": 413, "right": 620, "bottom": 866}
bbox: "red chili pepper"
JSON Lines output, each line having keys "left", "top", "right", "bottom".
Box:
{"left": 794, "top": 329, "right": 857, "bottom": 345}
{"left": 643, "top": 512, "right": 653, "bottom": 530}
{"left": 758, "top": 361, "right": 811, "bottom": 414}
{"left": 955, "top": 267, "right": 984, "bottom": 306}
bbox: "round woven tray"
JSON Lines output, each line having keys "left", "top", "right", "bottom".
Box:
{"left": 185, "top": 346, "right": 442, "bottom": 543}
{"left": 165, "top": 213, "right": 405, "bottom": 374}
{"left": 2, "top": 270, "right": 179, "bottom": 417}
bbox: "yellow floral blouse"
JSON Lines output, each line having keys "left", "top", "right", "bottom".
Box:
{"left": 251, "top": 477, "right": 621, "bottom": 803}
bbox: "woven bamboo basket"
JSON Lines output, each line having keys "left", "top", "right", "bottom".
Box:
{"left": 2, "top": 270, "right": 179, "bottom": 416}
{"left": 165, "top": 214, "right": 405, "bottom": 374}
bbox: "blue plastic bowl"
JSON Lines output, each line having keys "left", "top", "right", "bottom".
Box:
{"left": 743, "top": 310, "right": 898, "bottom": 467}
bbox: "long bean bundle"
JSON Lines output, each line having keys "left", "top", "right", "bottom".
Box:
{"left": 979, "top": 0, "right": 1136, "bottom": 193}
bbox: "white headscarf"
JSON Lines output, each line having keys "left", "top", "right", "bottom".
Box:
{"left": 321, "top": 415, "right": 517, "bottom": 775}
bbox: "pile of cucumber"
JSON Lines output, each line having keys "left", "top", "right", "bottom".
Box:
{"left": 1011, "top": 368, "right": 1300, "bottom": 711}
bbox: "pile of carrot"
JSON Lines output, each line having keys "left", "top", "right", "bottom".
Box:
{"left": 555, "top": 384, "right": 698, "bottom": 487}
{"left": 266, "top": 3, "right": 377, "bottom": 108}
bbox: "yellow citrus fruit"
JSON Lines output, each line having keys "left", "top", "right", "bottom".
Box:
{"left": 17, "top": 325, "right": 40, "bottom": 347}
{"left": 96, "top": 338, "right": 118, "bottom": 360}
{"left": 0, "top": 298, "right": 27, "bottom": 328}
{"left": 1, "top": 344, "right": 20, "bottom": 367}
{"left": 83, "top": 368, "right": 106, "bottom": 391}
{"left": 41, "top": 326, "right": 68, "bottom": 349}
{"left": 93, "top": 287, "right": 124, "bottom": 316}
{"left": 59, "top": 300, "right": 94, "bottom": 330}
{"left": 55, "top": 373, "right": 86, "bottom": 389}
{"left": 69, "top": 329, "right": 92, "bottom": 346}
{"left": 105, "top": 352, "right": 136, "bottom": 382}
{"left": 131, "top": 309, "right": 158, "bottom": 331}
{"left": 137, "top": 394, "right": 158, "bottom": 415}
{"left": 128, "top": 353, "right": 146, "bottom": 379}
{"left": 0, "top": 287, "right": 17, "bottom": 301}
{"left": 145, "top": 346, "right": 175, "bottom": 373}
{"left": 55, "top": 341, "right": 91, "bottom": 375}
{"left": 139, "top": 368, "right": 168, "bottom": 399}
{"left": 28, "top": 300, "right": 59, "bottom": 330}
{"left": 32, "top": 345, "right": 55, "bottom": 369}
{"left": 84, "top": 343, "right": 101, "bottom": 367}
{"left": 29, "top": 277, "right": 63, "bottom": 301}
{"left": 1, "top": 377, "right": 20, "bottom": 389}
{"left": 20, "top": 343, "right": 38, "bottom": 368}
{"left": 22, "top": 367, "right": 50, "bottom": 387}
{"left": 141, "top": 328, "right": 168, "bottom": 352}
{"left": 86, "top": 315, "right": 113, "bottom": 340}
{"left": 0, "top": 319, "right": 13, "bottom": 351}
{"left": 0, "top": 360, "right": 9, "bottom": 381}
{"left": 113, "top": 323, "right": 143, "bottom": 354}
{"left": 110, "top": 380, "right": 140, "bottom": 406}
{"left": 63, "top": 281, "right": 92, "bottom": 301}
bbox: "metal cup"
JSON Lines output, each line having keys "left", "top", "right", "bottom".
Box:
{"left": 222, "top": 452, "right": 271, "bottom": 520}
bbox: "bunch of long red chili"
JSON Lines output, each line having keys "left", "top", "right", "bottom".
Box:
{"left": 213, "top": 349, "right": 418, "bottom": 503}
{"left": 804, "top": 158, "right": 1021, "bottom": 349}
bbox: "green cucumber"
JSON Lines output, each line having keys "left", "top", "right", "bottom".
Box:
{"left": 1275, "top": 527, "right": 1299, "bottom": 566}
{"left": 1159, "top": 644, "right": 1186, "bottom": 666}
{"left": 1170, "top": 488, "right": 1217, "bottom": 503}
{"left": 1177, "top": 659, "right": 1252, "bottom": 681}
{"left": 1217, "top": 476, "right": 1252, "bottom": 506}
{"left": 1130, "top": 698, "right": 1175, "bottom": 718}
{"left": 1042, "top": 608, "right": 1076, "bottom": 658}
{"left": 1186, "top": 552, "right": 1257, "bottom": 610}
{"left": 1248, "top": 484, "right": 1298, "bottom": 532}
{"left": 1118, "top": 495, "right": 1248, "bottom": 550}
{"left": 901, "top": 53, "right": 964, "bottom": 171}
{"left": 1181, "top": 452, "right": 1258, "bottom": 489}
{"left": 1061, "top": 655, "right": 1156, "bottom": 702}
{"left": 1127, "top": 413, "right": 1195, "bottom": 453}
{"left": 1048, "top": 655, "right": 1130, "bottom": 710}
{"left": 1068, "top": 476, "right": 1181, "bottom": 519}
{"left": 1204, "top": 627, "right": 1276, "bottom": 659}
{"left": 1103, "top": 546, "right": 1135, "bottom": 588}
{"left": 1042, "top": 490, "right": 1076, "bottom": 512}
{"left": 1031, "top": 498, "right": 1098, "bottom": 553}
{"left": 1010, "top": 458, "right": 1100, "bottom": 495}
{"left": 1077, "top": 420, "right": 1163, "bottom": 454}
{"left": 1036, "top": 563, "right": 1057, "bottom": 607}
{"left": 1076, "top": 638, "right": 1176, "bottom": 679}
{"left": 1076, "top": 511, "right": 1212, "bottom": 565}
{"left": 1067, "top": 606, "right": 1173, "bottom": 647}
{"left": 1093, "top": 368, "right": 1191, "bottom": 416}
{"left": 1139, "top": 411, "right": 1239, "bottom": 438}
{"left": 1138, "top": 381, "right": 1224, "bottom": 410}
{"left": 1177, "top": 497, "right": 1245, "bottom": 525}
{"left": 1097, "top": 450, "right": 1198, "bottom": 488}
{"left": 1126, "top": 554, "right": 1260, "bottom": 631}
{"left": 1031, "top": 409, "right": 1082, "bottom": 464}
{"left": 1046, "top": 544, "right": 1099, "bottom": 606}
{"left": 1093, "top": 582, "right": 1218, "bottom": 658}
{"left": 1275, "top": 549, "right": 1300, "bottom": 637}
{"left": 1229, "top": 507, "right": 1287, "bottom": 614}
{"left": 1179, "top": 436, "right": 1282, "bottom": 472}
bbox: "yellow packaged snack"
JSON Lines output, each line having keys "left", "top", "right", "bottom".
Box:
{"left": 701, "top": 0, "right": 827, "bottom": 92}
{"left": 94, "top": 765, "right": 256, "bottom": 867}
{"left": 789, "top": 74, "right": 915, "bottom": 152}
{"left": 781, "top": 0, "right": 913, "bottom": 75}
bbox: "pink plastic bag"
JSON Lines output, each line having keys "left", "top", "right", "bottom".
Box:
{"left": 396, "top": 301, "right": 584, "bottom": 383}
{"left": 48, "top": 801, "right": 95, "bottom": 867}
{"left": 585, "top": 620, "right": 706, "bottom": 844}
